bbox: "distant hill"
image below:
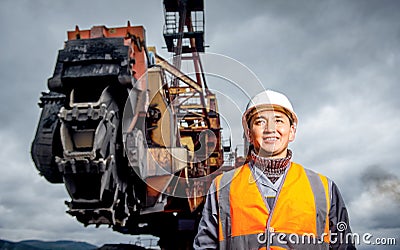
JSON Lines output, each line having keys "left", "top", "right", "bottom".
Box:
{"left": 0, "top": 239, "right": 97, "bottom": 250}
{"left": 98, "top": 244, "right": 147, "bottom": 250}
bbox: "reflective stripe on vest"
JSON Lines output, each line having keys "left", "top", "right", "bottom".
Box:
{"left": 216, "top": 162, "right": 331, "bottom": 250}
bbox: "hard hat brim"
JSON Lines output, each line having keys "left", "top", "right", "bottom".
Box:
{"left": 245, "top": 104, "right": 298, "bottom": 126}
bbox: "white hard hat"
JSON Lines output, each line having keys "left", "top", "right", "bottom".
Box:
{"left": 242, "top": 90, "right": 298, "bottom": 141}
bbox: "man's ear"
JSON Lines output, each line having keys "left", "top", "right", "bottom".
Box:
{"left": 246, "top": 129, "right": 253, "bottom": 143}
{"left": 289, "top": 124, "right": 296, "bottom": 142}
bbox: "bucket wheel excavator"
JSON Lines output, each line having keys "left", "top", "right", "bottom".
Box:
{"left": 31, "top": 0, "right": 233, "bottom": 249}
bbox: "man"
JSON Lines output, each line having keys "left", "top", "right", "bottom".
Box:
{"left": 193, "top": 90, "right": 356, "bottom": 249}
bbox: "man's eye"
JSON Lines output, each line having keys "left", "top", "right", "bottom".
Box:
{"left": 254, "top": 119, "right": 266, "bottom": 125}
{"left": 276, "top": 119, "right": 284, "bottom": 123}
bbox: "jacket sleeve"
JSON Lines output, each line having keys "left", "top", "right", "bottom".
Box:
{"left": 329, "top": 181, "right": 357, "bottom": 250}
{"left": 193, "top": 180, "right": 219, "bottom": 249}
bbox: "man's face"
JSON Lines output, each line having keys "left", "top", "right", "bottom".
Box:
{"left": 248, "top": 110, "right": 295, "bottom": 158}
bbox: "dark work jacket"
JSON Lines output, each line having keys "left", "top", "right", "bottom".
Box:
{"left": 193, "top": 163, "right": 356, "bottom": 250}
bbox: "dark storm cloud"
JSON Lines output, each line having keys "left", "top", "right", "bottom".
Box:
{"left": 349, "top": 165, "right": 400, "bottom": 234}
{"left": 362, "top": 165, "right": 400, "bottom": 203}
{"left": 207, "top": 0, "right": 400, "bottom": 114}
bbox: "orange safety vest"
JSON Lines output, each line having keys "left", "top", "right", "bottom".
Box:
{"left": 215, "top": 162, "right": 331, "bottom": 250}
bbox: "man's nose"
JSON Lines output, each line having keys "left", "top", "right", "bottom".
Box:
{"left": 263, "top": 120, "right": 276, "bottom": 133}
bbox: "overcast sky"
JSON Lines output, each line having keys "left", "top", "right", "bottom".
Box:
{"left": 0, "top": 0, "right": 399, "bottom": 249}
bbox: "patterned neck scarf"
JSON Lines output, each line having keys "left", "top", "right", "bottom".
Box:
{"left": 250, "top": 149, "right": 292, "bottom": 183}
